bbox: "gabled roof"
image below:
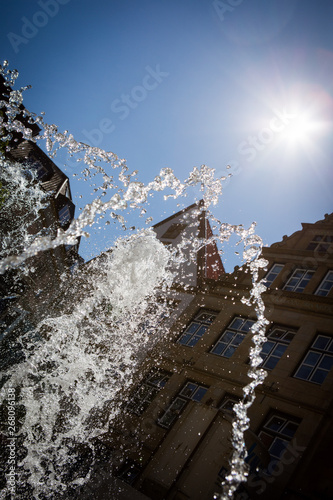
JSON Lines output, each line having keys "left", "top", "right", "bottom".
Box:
{"left": 153, "top": 201, "right": 202, "bottom": 229}
{"left": 153, "top": 201, "right": 224, "bottom": 286}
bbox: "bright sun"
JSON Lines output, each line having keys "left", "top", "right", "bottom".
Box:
{"left": 281, "top": 108, "right": 326, "bottom": 151}
{"left": 286, "top": 114, "right": 313, "bottom": 142}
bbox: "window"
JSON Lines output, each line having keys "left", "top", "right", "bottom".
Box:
{"left": 315, "top": 270, "right": 333, "bottom": 297}
{"left": 58, "top": 204, "right": 71, "bottom": 226}
{"left": 177, "top": 309, "right": 218, "bottom": 347}
{"left": 25, "top": 156, "right": 49, "bottom": 180}
{"left": 294, "top": 335, "right": 333, "bottom": 384}
{"left": 158, "top": 381, "right": 208, "bottom": 428}
{"left": 307, "top": 235, "right": 333, "bottom": 252}
{"left": 211, "top": 317, "right": 255, "bottom": 358}
{"left": 258, "top": 413, "right": 300, "bottom": 461}
{"left": 283, "top": 268, "right": 314, "bottom": 292}
{"left": 126, "top": 369, "right": 170, "bottom": 415}
{"left": 219, "top": 394, "right": 239, "bottom": 414}
{"left": 259, "top": 326, "right": 295, "bottom": 370}
{"left": 263, "top": 264, "right": 284, "bottom": 288}
{"left": 117, "top": 461, "right": 141, "bottom": 484}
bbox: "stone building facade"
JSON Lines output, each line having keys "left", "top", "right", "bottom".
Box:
{"left": 104, "top": 211, "right": 333, "bottom": 500}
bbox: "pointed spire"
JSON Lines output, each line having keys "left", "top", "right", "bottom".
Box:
{"left": 153, "top": 201, "right": 224, "bottom": 288}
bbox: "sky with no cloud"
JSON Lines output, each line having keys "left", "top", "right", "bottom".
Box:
{"left": 1, "top": 0, "right": 332, "bottom": 271}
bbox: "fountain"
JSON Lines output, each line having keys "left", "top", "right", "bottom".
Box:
{"left": 0, "top": 61, "right": 269, "bottom": 499}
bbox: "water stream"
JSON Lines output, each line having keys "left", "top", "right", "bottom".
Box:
{"left": 0, "top": 61, "right": 269, "bottom": 499}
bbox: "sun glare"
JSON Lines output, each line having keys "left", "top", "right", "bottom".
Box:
{"left": 281, "top": 108, "right": 326, "bottom": 151}
{"left": 286, "top": 114, "right": 313, "bottom": 142}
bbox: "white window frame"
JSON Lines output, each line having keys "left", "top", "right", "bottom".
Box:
{"left": 263, "top": 263, "right": 284, "bottom": 288}
{"left": 259, "top": 326, "right": 295, "bottom": 370}
{"left": 294, "top": 335, "right": 333, "bottom": 384}
{"left": 158, "top": 381, "right": 208, "bottom": 428}
{"left": 283, "top": 268, "right": 314, "bottom": 292}
{"left": 258, "top": 414, "right": 300, "bottom": 461}
{"left": 315, "top": 270, "right": 333, "bottom": 297}
{"left": 177, "top": 309, "right": 218, "bottom": 347}
{"left": 211, "top": 317, "right": 255, "bottom": 358}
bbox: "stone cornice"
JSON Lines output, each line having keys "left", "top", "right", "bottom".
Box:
{"left": 264, "top": 289, "right": 333, "bottom": 318}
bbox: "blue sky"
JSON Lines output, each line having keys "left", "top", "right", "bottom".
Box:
{"left": 1, "top": 0, "right": 332, "bottom": 271}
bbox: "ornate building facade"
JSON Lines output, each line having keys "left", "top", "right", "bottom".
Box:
{"left": 95, "top": 210, "right": 333, "bottom": 500}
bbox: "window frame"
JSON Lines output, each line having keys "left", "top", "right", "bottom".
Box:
{"left": 125, "top": 369, "right": 170, "bottom": 416}
{"left": 210, "top": 316, "right": 255, "bottom": 358}
{"left": 263, "top": 263, "right": 284, "bottom": 288}
{"left": 307, "top": 234, "right": 333, "bottom": 253}
{"left": 258, "top": 412, "right": 300, "bottom": 461}
{"left": 315, "top": 270, "right": 333, "bottom": 297}
{"left": 158, "top": 381, "right": 208, "bottom": 429}
{"left": 283, "top": 268, "right": 314, "bottom": 293}
{"left": 219, "top": 394, "right": 240, "bottom": 415}
{"left": 25, "top": 156, "right": 50, "bottom": 180}
{"left": 294, "top": 334, "right": 333, "bottom": 384}
{"left": 259, "top": 326, "right": 295, "bottom": 370}
{"left": 58, "top": 204, "right": 72, "bottom": 227}
{"left": 177, "top": 308, "right": 218, "bottom": 347}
